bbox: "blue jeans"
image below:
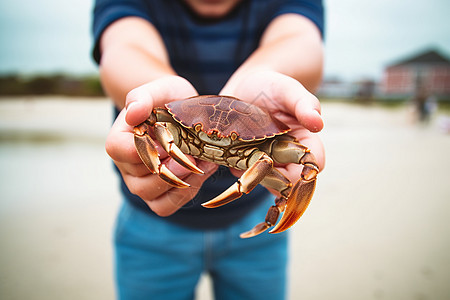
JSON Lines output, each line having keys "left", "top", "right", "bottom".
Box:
{"left": 114, "top": 198, "right": 288, "bottom": 300}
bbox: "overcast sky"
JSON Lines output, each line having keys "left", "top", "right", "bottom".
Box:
{"left": 0, "top": 0, "right": 449, "bottom": 81}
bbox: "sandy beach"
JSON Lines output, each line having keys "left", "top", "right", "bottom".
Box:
{"left": 1, "top": 97, "right": 449, "bottom": 300}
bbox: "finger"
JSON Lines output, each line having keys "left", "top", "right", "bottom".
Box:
{"left": 106, "top": 108, "right": 169, "bottom": 164}
{"left": 123, "top": 159, "right": 217, "bottom": 203}
{"left": 109, "top": 130, "right": 168, "bottom": 164}
{"left": 114, "top": 160, "right": 152, "bottom": 178}
{"left": 122, "top": 172, "right": 172, "bottom": 201}
{"left": 125, "top": 76, "right": 198, "bottom": 126}
{"left": 106, "top": 109, "right": 142, "bottom": 163}
{"left": 292, "top": 94, "right": 323, "bottom": 133}
{"left": 228, "top": 71, "right": 323, "bottom": 132}
{"left": 269, "top": 74, "right": 323, "bottom": 133}
{"left": 121, "top": 157, "right": 198, "bottom": 198}
{"left": 119, "top": 159, "right": 189, "bottom": 201}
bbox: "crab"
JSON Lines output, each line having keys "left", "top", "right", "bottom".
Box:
{"left": 133, "top": 95, "right": 319, "bottom": 238}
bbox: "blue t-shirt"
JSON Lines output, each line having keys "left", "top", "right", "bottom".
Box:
{"left": 93, "top": 0, "right": 324, "bottom": 229}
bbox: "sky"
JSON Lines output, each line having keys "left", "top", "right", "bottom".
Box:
{"left": 0, "top": 0, "right": 449, "bottom": 81}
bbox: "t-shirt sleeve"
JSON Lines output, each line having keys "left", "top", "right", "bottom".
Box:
{"left": 272, "top": 0, "right": 325, "bottom": 38}
{"left": 92, "top": 0, "right": 153, "bottom": 64}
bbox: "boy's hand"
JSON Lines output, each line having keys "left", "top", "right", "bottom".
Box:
{"left": 221, "top": 71, "right": 325, "bottom": 187}
{"left": 106, "top": 76, "right": 218, "bottom": 216}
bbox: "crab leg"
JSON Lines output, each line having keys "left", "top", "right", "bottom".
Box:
{"left": 240, "top": 197, "right": 287, "bottom": 238}
{"left": 237, "top": 168, "right": 290, "bottom": 238}
{"left": 270, "top": 178, "right": 316, "bottom": 233}
{"left": 240, "top": 142, "right": 319, "bottom": 237}
{"left": 202, "top": 151, "right": 273, "bottom": 208}
{"left": 269, "top": 150, "right": 319, "bottom": 234}
{"left": 154, "top": 123, "right": 204, "bottom": 174}
{"left": 134, "top": 123, "right": 190, "bottom": 188}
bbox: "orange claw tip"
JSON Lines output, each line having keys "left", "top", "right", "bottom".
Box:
{"left": 268, "top": 209, "right": 301, "bottom": 234}
{"left": 166, "top": 142, "right": 204, "bottom": 174}
{"left": 201, "top": 196, "right": 235, "bottom": 208}
{"left": 158, "top": 164, "right": 191, "bottom": 188}
{"left": 201, "top": 198, "right": 229, "bottom": 208}
{"left": 268, "top": 220, "right": 295, "bottom": 234}
{"left": 160, "top": 176, "right": 191, "bottom": 188}
{"left": 172, "top": 157, "right": 204, "bottom": 174}
{"left": 239, "top": 222, "right": 270, "bottom": 238}
{"left": 170, "top": 153, "right": 204, "bottom": 175}
{"left": 201, "top": 182, "right": 241, "bottom": 208}
{"left": 239, "top": 232, "right": 255, "bottom": 239}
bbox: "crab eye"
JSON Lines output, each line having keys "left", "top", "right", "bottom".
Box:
{"left": 230, "top": 132, "right": 238, "bottom": 141}
{"left": 194, "top": 123, "right": 203, "bottom": 132}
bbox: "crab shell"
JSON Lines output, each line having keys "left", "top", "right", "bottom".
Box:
{"left": 166, "top": 95, "right": 290, "bottom": 141}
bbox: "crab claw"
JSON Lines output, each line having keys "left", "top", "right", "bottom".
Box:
{"left": 134, "top": 129, "right": 190, "bottom": 188}
{"left": 269, "top": 178, "right": 316, "bottom": 234}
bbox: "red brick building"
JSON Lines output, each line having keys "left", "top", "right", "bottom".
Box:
{"left": 381, "top": 49, "right": 450, "bottom": 99}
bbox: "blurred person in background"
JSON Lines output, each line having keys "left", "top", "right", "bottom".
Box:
{"left": 92, "top": 0, "right": 325, "bottom": 299}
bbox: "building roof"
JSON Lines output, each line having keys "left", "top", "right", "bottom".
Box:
{"left": 387, "top": 49, "right": 450, "bottom": 68}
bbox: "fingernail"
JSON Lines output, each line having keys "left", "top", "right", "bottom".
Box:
{"left": 126, "top": 101, "right": 138, "bottom": 111}
{"left": 309, "top": 110, "right": 323, "bottom": 132}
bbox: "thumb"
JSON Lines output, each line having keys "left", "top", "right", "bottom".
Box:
{"left": 124, "top": 76, "right": 198, "bottom": 126}
{"left": 293, "top": 95, "right": 323, "bottom": 133}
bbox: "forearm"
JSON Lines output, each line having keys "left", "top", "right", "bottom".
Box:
{"left": 98, "top": 17, "right": 176, "bottom": 109}
{"left": 222, "top": 14, "right": 324, "bottom": 94}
